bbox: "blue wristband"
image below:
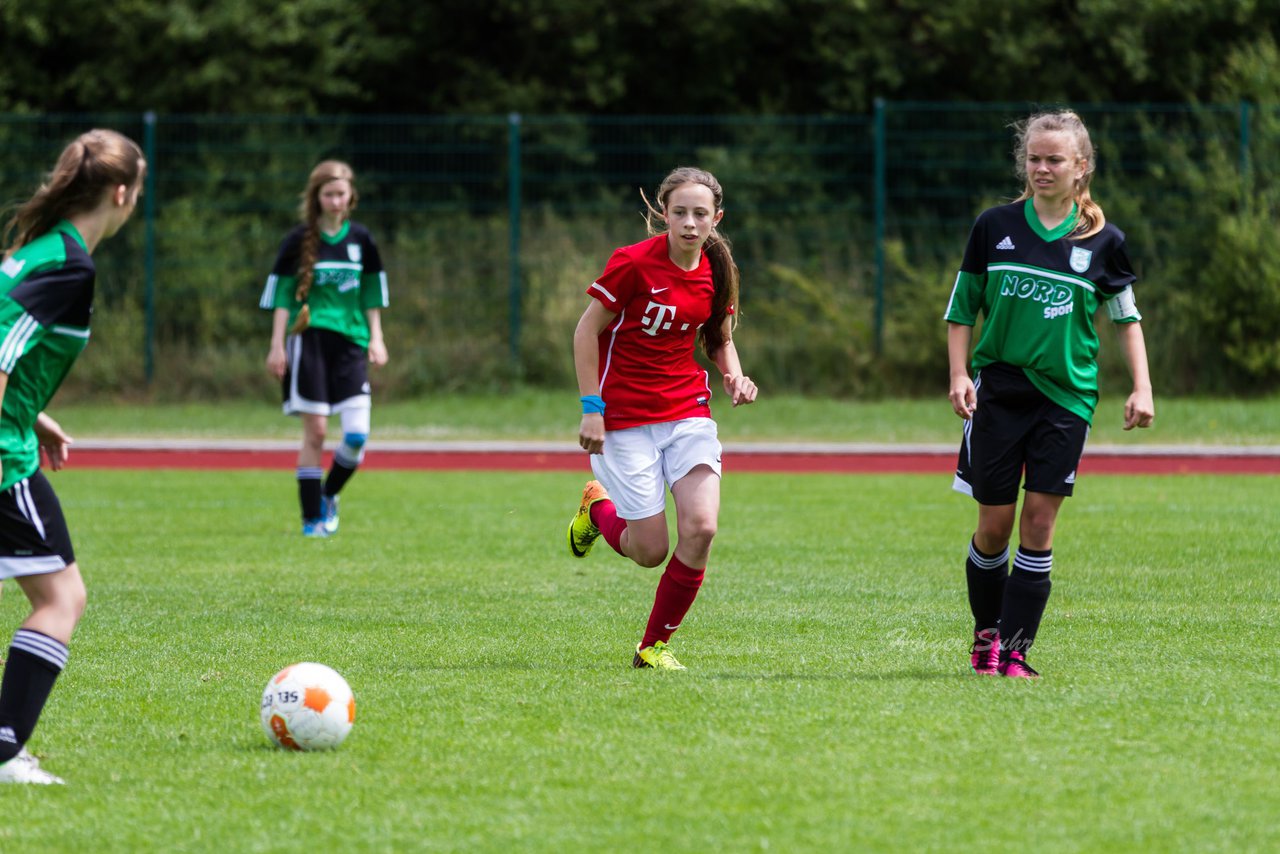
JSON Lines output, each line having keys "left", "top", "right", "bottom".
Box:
{"left": 580, "top": 395, "right": 606, "bottom": 415}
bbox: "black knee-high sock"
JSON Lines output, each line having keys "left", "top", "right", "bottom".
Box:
{"left": 1000, "top": 547, "right": 1053, "bottom": 657}
{"left": 297, "top": 466, "right": 323, "bottom": 521}
{"left": 323, "top": 459, "right": 357, "bottom": 498}
{"left": 965, "top": 539, "right": 1009, "bottom": 633}
{"left": 0, "top": 629, "right": 69, "bottom": 764}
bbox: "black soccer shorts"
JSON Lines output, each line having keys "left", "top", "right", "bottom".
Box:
{"left": 0, "top": 470, "right": 74, "bottom": 579}
{"left": 282, "top": 327, "right": 371, "bottom": 416}
{"left": 953, "top": 362, "right": 1090, "bottom": 505}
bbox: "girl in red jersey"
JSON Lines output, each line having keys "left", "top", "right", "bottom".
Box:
{"left": 566, "top": 166, "right": 757, "bottom": 671}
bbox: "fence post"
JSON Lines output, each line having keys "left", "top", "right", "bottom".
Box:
{"left": 873, "top": 98, "right": 887, "bottom": 355}
{"left": 1239, "top": 100, "right": 1252, "bottom": 210}
{"left": 143, "top": 110, "right": 157, "bottom": 383}
{"left": 507, "top": 112, "right": 523, "bottom": 375}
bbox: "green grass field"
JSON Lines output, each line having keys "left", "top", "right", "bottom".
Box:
{"left": 3, "top": 469, "right": 1276, "bottom": 851}
{"left": 48, "top": 390, "right": 1280, "bottom": 445}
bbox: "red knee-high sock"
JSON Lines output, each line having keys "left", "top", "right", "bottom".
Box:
{"left": 590, "top": 499, "right": 629, "bottom": 556}
{"left": 641, "top": 555, "right": 706, "bottom": 648}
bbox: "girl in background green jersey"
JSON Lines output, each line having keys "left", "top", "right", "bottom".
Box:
{"left": 261, "top": 161, "right": 389, "bottom": 538}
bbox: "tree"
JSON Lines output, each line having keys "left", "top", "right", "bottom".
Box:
{"left": 3, "top": 0, "right": 1277, "bottom": 115}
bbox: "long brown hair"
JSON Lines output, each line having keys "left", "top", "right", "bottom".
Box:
{"left": 1013, "top": 110, "right": 1105, "bottom": 239}
{"left": 3, "top": 128, "right": 145, "bottom": 256}
{"left": 642, "top": 166, "right": 740, "bottom": 357}
{"left": 291, "top": 160, "right": 357, "bottom": 332}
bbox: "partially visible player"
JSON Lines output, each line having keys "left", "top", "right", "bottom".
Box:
{"left": 260, "top": 160, "right": 389, "bottom": 538}
{"left": 945, "top": 110, "right": 1155, "bottom": 678}
{"left": 567, "top": 166, "right": 758, "bottom": 670}
{"left": 0, "top": 129, "right": 145, "bottom": 784}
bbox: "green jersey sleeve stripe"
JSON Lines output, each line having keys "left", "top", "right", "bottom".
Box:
{"left": 50, "top": 324, "right": 91, "bottom": 338}
{"left": 260, "top": 274, "right": 279, "bottom": 309}
{"left": 0, "top": 313, "right": 40, "bottom": 372}
{"left": 944, "top": 270, "right": 966, "bottom": 319}
{"left": 944, "top": 270, "right": 983, "bottom": 323}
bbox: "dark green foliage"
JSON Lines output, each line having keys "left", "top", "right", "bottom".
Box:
{"left": 2, "top": 3, "right": 1277, "bottom": 399}
{"left": 1, "top": 1, "right": 1277, "bottom": 115}
{"left": 0, "top": 107, "right": 1265, "bottom": 400}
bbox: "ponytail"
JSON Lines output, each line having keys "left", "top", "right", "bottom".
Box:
{"left": 3, "top": 129, "right": 144, "bottom": 256}
{"left": 699, "top": 228, "right": 739, "bottom": 357}
{"left": 642, "top": 166, "right": 740, "bottom": 358}
{"left": 1072, "top": 190, "right": 1106, "bottom": 240}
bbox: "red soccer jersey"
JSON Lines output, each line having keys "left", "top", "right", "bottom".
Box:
{"left": 588, "top": 233, "right": 731, "bottom": 430}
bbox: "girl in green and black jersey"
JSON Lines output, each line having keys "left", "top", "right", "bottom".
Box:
{"left": 260, "top": 161, "right": 389, "bottom": 538}
{"left": 944, "top": 110, "right": 1155, "bottom": 679}
{"left": 0, "top": 129, "right": 145, "bottom": 784}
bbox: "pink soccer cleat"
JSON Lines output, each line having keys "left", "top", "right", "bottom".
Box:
{"left": 998, "top": 650, "right": 1040, "bottom": 679}
{"left": 970, "top": 629, "right": 1000, "bottom": 675}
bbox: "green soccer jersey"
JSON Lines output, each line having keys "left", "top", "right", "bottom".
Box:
{"left": 258, "top": 220, "right": 389, "bottom": 348}
{"left": 0, "top": 221, "right": 95, "bottom": 490}
{"left": 943, "top": 199, "right": 1141, "bottom": 423}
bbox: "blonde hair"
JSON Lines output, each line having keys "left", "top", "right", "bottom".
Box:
{"left": 3, "top": 128, "right": 145, "bottom": 255}
{"left": 641, "top": 166, "right": 740, "bottom": 357}
{"left": 291, "top": 160, "right": 357, "bottom": 332}
{"left": 1013, "top": 110, "right": 1105, "bottom": 239}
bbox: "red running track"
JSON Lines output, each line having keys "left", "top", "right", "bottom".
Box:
{"left": 63, "top": 447, "right": 1280, "bottom": 475}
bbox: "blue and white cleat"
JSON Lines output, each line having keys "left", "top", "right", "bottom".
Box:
{"left": 320, "top": 494, "right": 340, "bottom": 535}
{"left": 302, "top": 519, "right": 330, "bottom": 538}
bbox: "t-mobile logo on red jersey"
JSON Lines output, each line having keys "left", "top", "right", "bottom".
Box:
{"left": 641, "top": 300, "right": 692, "bottom": 336}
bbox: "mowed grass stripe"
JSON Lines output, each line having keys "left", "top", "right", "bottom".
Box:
{"left": 1, "top": 470, "right": 1274, "bottom": 852}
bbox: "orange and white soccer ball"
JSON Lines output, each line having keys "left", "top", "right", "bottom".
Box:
{"left": 260, "top": 662, "right": 356, "bottom": 751}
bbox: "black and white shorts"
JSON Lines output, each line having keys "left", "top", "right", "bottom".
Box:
{"left": 953, "top": 362, "right": 1090, "bottom": 505}
{"left": 282, "top": 327, "right": 371, "bottom": 416}
{"left": 0, "top": 470, "right": 74, "bottom": 579}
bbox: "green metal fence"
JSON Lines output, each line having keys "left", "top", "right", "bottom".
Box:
{"left": 0, "top": 103, "right": 1274, "bottom": 397}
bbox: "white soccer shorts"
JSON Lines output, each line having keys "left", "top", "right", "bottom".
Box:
{"left": 590, "top": 417, "right": 722, "bottom": 520}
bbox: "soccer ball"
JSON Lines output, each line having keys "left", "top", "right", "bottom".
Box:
{"left": 260, "top": 662, "right": 355, "bottom": 751}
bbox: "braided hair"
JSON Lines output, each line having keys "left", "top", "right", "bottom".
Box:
{"left": 290, "top": 160, "right": 358, "bottom": 332}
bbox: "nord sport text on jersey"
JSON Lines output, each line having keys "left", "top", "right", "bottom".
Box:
{"left": 998, "top": 271, "right": 1075, "bottom": 320}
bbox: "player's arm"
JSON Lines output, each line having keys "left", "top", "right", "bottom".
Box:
{"left": 266, "top": 308, "right": 290, "bottom": 379}
{"left": 1114, "top": 321, "right": 1154, "bottom": 430}
{"left": 365, "top": 308, "right": 387, "bottom": 367}
{"left": 710, "top": 316, "right": 757, "bottom": 407}
{"left": 359, "top": 237, "right": 389, "bottom": 367}
{"left": 947, "top": 322, "right": 976, "bottom": 419}
{"left": 0, "top": 370, "right": 6, "bottom": 483}
{"left": 573, "top": 299, "right": 616, "bottom": 454}
{"left": 34, "top": 411, "right": 72, "bottom": 471}
{"left": 0, "top": 281, "right": 62, "bottom": 481}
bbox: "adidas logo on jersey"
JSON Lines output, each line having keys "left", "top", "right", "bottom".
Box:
{"left": 995, "top": 236, "right": 1016, "bottom": 250}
